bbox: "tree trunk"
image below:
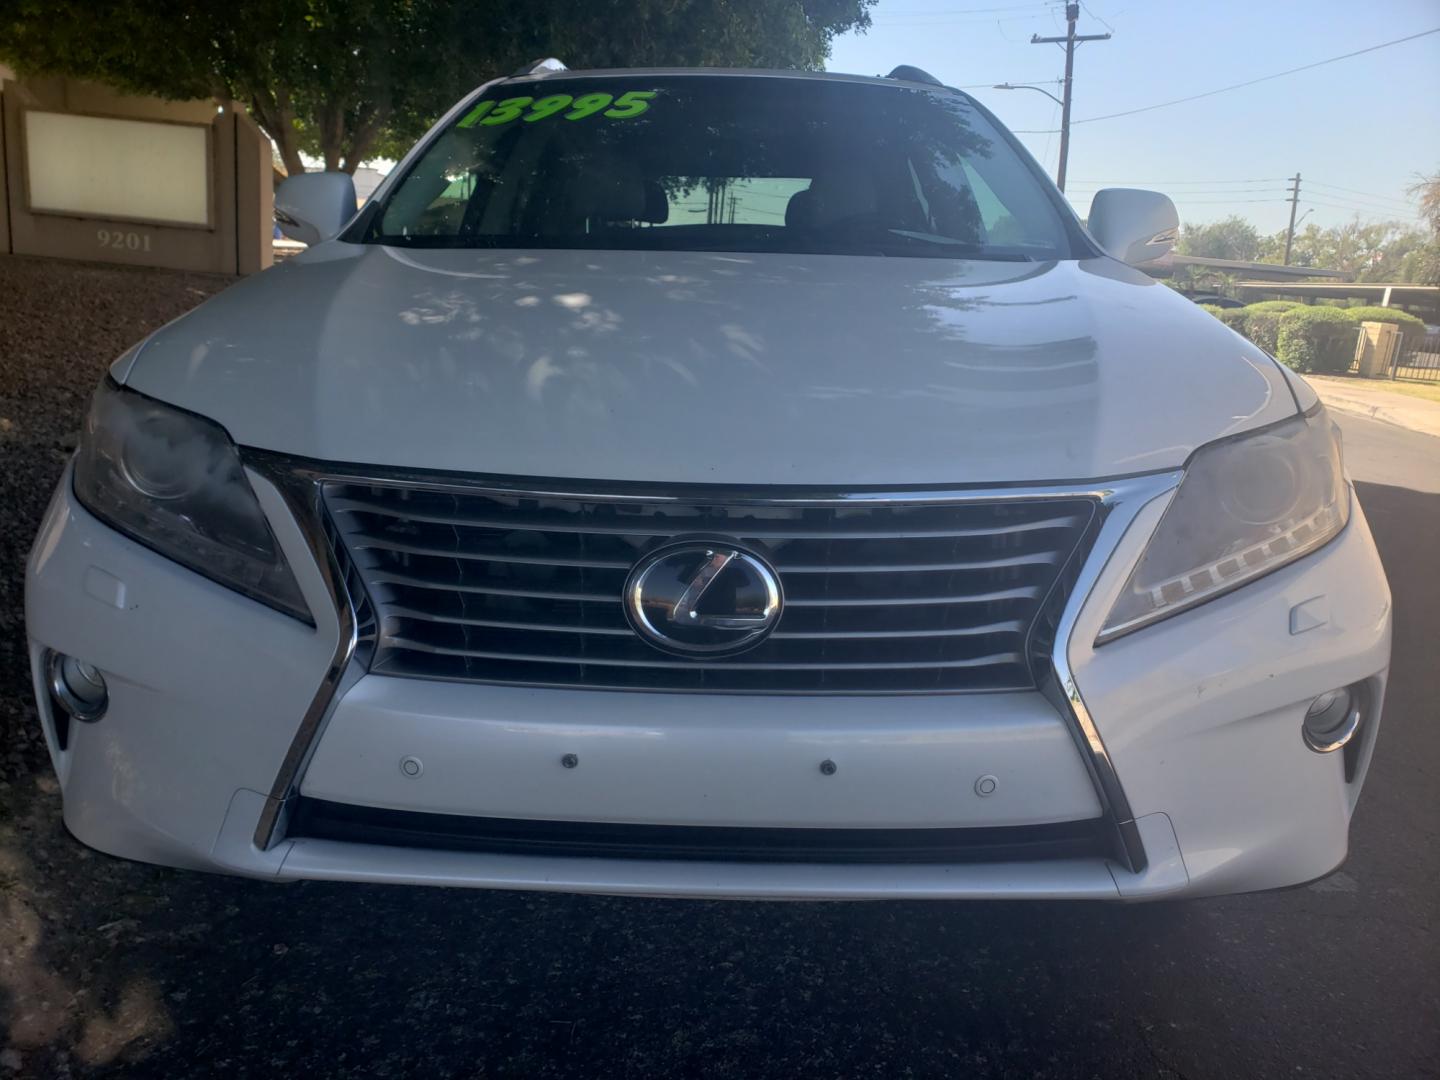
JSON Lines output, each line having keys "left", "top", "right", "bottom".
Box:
{"left": 342, "top": 102, "right": 391, "bottom": 174}
{"left": 245, "top": 88, "right": 306, "bottom": 176}
{"left": 318, "top": 100, "right": 346, "bottom": 172}
{"left": 274, "top": 129, "right": 307, "bottom": 177}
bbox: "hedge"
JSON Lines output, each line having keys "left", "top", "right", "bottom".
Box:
{"left": 1241, "top": 300, "right": 1305, "bottom": 315}
{"left": 1242, "top": 309, "right": 1287, "bottom": 354}
{"left": 1217, "top": 308, "right": 1249, "bottom": 334}
{"left": 1275, "top": 307, "right": 1357, "bottom": 373}
{"left": 1343, "top": 306, "right": 1428, "bottom": 351}
{"left": 1196, "top": 298, "right": 1428, "bottom": 372}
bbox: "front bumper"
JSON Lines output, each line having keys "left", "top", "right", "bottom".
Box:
{"left": 26, "top": 464, "right": 1390, "bottom": 900}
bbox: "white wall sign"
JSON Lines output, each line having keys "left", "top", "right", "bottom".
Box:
{"left": 25, "top": 110, "right": 211, "bottom": 227}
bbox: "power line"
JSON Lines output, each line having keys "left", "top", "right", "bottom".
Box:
{"left": 878, "top": 14, "right": 1053, "bottom": 25}
{"left": 1078, "top": 1, "right": 1116, "bottom": 34}
{"left": 1306, "top": 194, "right": 1419, "bottom": 215}
{"left": 1072, "top": 28, "right": 1440, "bottom": 125}
{"left": 1306, "top": 180, "right": 1414, "bottom": 208}
{"left": 1302, "top": 198, "right": 1420, "bottom": 219}
{"left": 876, "top": 1, "right": 1051, "bottom": 13}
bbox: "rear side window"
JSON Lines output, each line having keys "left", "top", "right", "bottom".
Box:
{"left": 368, "top": 75, "right": 1072, "bottom": 261}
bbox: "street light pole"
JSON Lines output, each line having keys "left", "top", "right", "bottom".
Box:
{"left": 993, "top": 83, "right": 1064, "bottom": 108}
{"left": 1028, "top": 2, "right": 1110, "bottom": 193}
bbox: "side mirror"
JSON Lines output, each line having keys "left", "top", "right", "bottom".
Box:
{"left": 274, "top": 172, "right": 357, "bottom": 245}
{"left": 1087, "top": 188, "right": 1179, "bottom": 266}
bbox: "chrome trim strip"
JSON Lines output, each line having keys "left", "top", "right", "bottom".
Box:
{"left": 250, "top": 453, "right": 1165, "bottom": 506}
{"left": 250, "top": 467, "right": 359, "bottom": 851}
{"left": 244, "top": 449, "right": 1182, "bottom": 868}
{"left": 1041, "top": 469, "right": 1183, "bottom": 872}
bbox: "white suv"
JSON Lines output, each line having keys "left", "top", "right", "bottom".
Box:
{"left": 26, "top": 63, "right": 1391, "bottom": 900}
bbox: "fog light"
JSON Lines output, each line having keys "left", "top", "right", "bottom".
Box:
{"left": 47, "top": 651, "right": 109, "bottom": 722}
{"left": 1302, "top": 685, "right": 1361, "bottom": 753}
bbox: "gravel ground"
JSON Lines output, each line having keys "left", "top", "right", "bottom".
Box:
{"left": 0, "top": 256, "right": 234, "bottom": 1074}
{"left": 0, "top": 254, "right": 1435, "bottom": 1079}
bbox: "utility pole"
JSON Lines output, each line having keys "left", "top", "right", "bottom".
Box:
{"left": 1031, "top": 3, "right": 1110, "bottom": 193}
{"left": 1283, "top": 173, "right": 1303, "bottom": 265}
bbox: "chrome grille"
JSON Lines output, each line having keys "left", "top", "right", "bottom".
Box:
{"left": 323, "top": 481, "right": 1096, "bottom": 694}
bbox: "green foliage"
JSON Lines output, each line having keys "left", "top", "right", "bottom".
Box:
{"left": 1412, "top": 169, "right": 1440, "bottom": 236}
{"left": 0, "top": 0, "right": 875, "bottom": 174}
{"left": 1216, "top": 308, "right": 1249, "bottom": 334}
{"left": 1241, "top": 310, "right": 1287, "bottom": 354}
{"left": 1277, "top": 219, "right": 1432, "bottom": 283}
{"left": 1344, "top": 306, "right": 1429, "bottom": 351}
{"left": 1231, "top": 301, "right": 1303, "bottom": 353}
{"left": 1196, "top": 304, "right": 1227, "bottom": 319}
{"left": 1241, "top": 300, "right": 1304, "bottom": 314}
{"left": 1176, "top": 216, "right": 1262, "bottom": 261}
{"left": 1275, "top": 307, "right": 1358, "bottom": 374}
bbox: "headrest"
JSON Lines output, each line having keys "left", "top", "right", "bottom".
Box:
{"left": 785, "top": 188, "right": 814, "bottom": 228}
{"left": 581, "top": 156, "right": 648, "bottom": 223}
{"left": 642, "top": 180, "right": 669, "bottom": 224}
{"left": 805, "top": 171, "right": 879, "bottom": 228}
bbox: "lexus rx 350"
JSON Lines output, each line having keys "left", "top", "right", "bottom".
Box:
{"left": 26, "top": 62, "right": 1391, "bottom": 899}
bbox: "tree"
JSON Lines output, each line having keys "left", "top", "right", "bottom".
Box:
{"left": 1175, "top": 215, "right": 1263, "bottom": 262}
{"left": 1412, "top": 170, "right": 1440, "bottom": 234}
{"left": 0, "top": 0, "right": 874, "bottom": 174}
{"left": 1278, "top": 218, "right": 1431, "bottom": 282}
{"left": 1406, "top": 169, "right": 1440, "bottom": 284}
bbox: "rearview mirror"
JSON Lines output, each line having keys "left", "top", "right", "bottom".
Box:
{"left": 274, "top": 172, "right": 358, "bottom": 246}
{"left": 1087, "top": 188, "right": 1179, "bottom": 266}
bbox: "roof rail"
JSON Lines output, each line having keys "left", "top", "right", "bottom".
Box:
{"left": 886, "top": 65, "right": 943, "bottom": 87}
{"left": 513, "top": 58, "right": 568, "bottom": 76}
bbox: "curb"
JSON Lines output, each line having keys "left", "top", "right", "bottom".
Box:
{"left": 1306, "top": 382, "right": 1440, "bottom": 441}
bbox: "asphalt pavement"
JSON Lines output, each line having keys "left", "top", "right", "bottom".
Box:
{"left": 1, "top": 259, "right": 1436, "bottom": 1077}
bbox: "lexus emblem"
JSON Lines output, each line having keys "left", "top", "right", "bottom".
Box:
{"left": 624, "top": 541, "right": 783, "bottom": 656}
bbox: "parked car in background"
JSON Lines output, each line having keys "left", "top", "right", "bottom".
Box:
{"left": 27, "top": 62, "right": 1390, "bottom": 901}
{"left": 1189, "top": 293, "right": 1245, "bottom": 309}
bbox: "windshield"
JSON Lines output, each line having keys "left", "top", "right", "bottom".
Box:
{"left": 363, "top": 75, "right": 1074, "bottom": 260}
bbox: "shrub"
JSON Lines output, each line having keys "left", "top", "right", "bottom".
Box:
{"left": 1275, "top": 307, "right": 1358, "bottom": 373}
{"left": 1242, "top": 309, "right": 1287, "bottom": 354}
{"left": 1242, "top": 300, "right": 1305, "bottom": 315}
{"left": 1197, "top": 303, "right": 1228, "bottom": 319}
{"left": 1343, "top": 306, "right": 1429, "bottom": 351}
{"left": 1215, "top": 307, "right": 1249, "bottom": 334}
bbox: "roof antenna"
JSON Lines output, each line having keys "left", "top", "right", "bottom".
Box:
{"left": 513, "top": 58, "right": 568, "bottom": 75}
{"left": 886, "top": 65, "right": 943, "bottom": 87}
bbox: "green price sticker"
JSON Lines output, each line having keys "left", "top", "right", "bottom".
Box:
{"left": 456, "top": 90, "right": 656, "bottom": 129}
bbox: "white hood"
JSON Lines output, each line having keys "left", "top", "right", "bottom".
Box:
{"left": 121, "top": 244, "right": 1295, "bottom": 486}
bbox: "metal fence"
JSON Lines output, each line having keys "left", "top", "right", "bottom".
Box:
{"left": 1347, "top": 328, "right": 1440, "bottom": 383}
{"left": 1394, "top": 333, "right": 1440, "bottom": 383}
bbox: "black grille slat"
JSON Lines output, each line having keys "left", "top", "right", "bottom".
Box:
{"left": 291, "top": 797, "right": 1112, "bottom": 865}
{"left": 324, "top": 481, "right": 1095, "bottom": 694}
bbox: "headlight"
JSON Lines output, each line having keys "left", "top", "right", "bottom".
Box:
{"left": 1099, "top": 409, "right": 1349, "bottom": 642}
{"left": 73, "top": 379, "right": 310, "bottom": 622}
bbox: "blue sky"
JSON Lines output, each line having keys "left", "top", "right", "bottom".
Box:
{"left": 826, "top": 0, "right": 1440, "bottom": 235}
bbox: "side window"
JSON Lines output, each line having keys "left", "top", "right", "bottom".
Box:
{"left": 949, "top": 154, "right": 1064, "bottom": 253}
{"left": 960, "top": 162, "right": 1024, "bottom": 245}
